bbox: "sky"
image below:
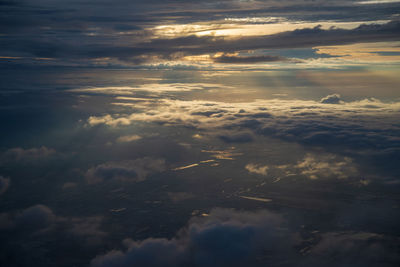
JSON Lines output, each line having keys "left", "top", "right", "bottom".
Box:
{"left": 0, "top": 1, "right": 400, "bottom": 266}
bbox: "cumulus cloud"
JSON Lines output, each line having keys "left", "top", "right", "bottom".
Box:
{"left": 91, "top": 208, "right": 289, "bottom": 267}
{"left": 91, "top": 207, "right": 400, "bottom": 267}
{"left": 245, "top": 163, "right": 269, "bottom": 175}
{"left": 85, "top": 157, "right": 166, "bottom": 184}
{"left": 294, "top": 153, "right": 358, "bottom": 179}
{"left": 15, "top": 204, "right": 56, "bottom": 231}
{"left": 0, "top": 204, "right": 106, "bottom": 244}
{"left": 320, "top": 93, "right": 342, "bottom": 104}
{"left": 0, "top": 176, "right": 10, "bottom": 195}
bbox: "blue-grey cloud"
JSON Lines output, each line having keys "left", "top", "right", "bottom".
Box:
{"left": 91, "top": 208, "right": 289, "bottom": 267}
{"left": 1, "top": 146, "right": 56, "bottom": 163}
{"left": 0, "top": 176, "right": 10, "bottom": 195}
{"left": 91, "top": 207, "right": 400, "bottom": 267}
{"left": 85, "top": 157, "right": 165, "bottom": 184}
{"left": 0, "top": 204, "right": 107, "bottom": 266}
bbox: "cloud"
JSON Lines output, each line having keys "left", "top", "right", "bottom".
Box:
{"left": 0, "top": 176, "right": 10, "bottom": 195}
{"left": 15, "top": 204, "right": 55, "bottom": 231}
{"left": 219, "top": 132, "right": 254, "bottom": 143}
{"left": 2, "top": 0, "right": 400, "bottom": 68}
{"left": 86, "top": 97, "right": 400, "bottom": 164}
{"left": 62, "top": 182, "right": 77, "bottom": 189}
{"left": 294, "top": 153, "right": 358, "bottom": 179}
{"left": 71, "top": 83, "right": 232, "bottom": 95}
{"left": 167, "top": 192, "right": 195, "bottom": 202}
{"left": 212, "top": 54, "right": 293, "bottom": 64}
{"left": 245, "top": 163, "right": 269, "bottom": 175}
{"left": 304, "top": 231, "right": 400, "bottom": 267}
{"left": 91, "top": 208, "right": 289, "bottom": 267}
{"left": 245, "top": 152, "right": 358, "bottom": 179}
{"left": 2, "top": 146, "right": 56, "bottom": 163}
{"left": 86, "top": 97, "right": 400, "bottom": 180}
{"left": 91, "top": 206, "right": 400, "bottom": 267}
{"left": 85, "top": 157, "right": 165, "bottom": 184}
{"left": 1, "top": 204, "right": 106, "bottom": 245}
{"left": 320, "top": 93, "right": 342, "bottom": 104}
{"left": 116, "top": 135, "right": 142, "bottom": 142}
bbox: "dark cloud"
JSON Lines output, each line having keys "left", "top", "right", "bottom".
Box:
{"left": 219, "top": 132, "right": 254, "bottom": 143}
{"left": 1, "top": 146, "right": 56, "bottom": 163}
{"left": 0, "top": 176, "right": 10, "bottom": 195}
{"left": 85, "top": 157, "right": 166, "bottom": 184}
{"left": 0, "top": 204, "right": 107, "bottom": 266}
{"left": 303, "top": 232, "right": 400, "bottom": 267}
{"left": 91, "top": 208, "right": 290, "bottom": 267}
{"left": 91, "top": 207, "right": 400, "bottom": 267}
{"left": 15, "top": 204, "right": 55, "bottom": 231}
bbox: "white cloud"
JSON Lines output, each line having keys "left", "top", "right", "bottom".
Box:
{"left": 320, "top": 94, "right": 342, "bottom": 104}
{"left": 245, "top": 163, "right": 269, "bottom": 175}
{"left": 294, "top": 153, "right": 358, "bottom": 179}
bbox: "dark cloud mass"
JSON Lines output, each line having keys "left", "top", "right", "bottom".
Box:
{"left": 91, "top": 208, "right": 399, "bottom": 267}
{"left": 91, "top": 208, "right": 290, "bottom": 267}
{"left": 85, "top": 158, "right": 165, "bottom": 184}
{"left": 0, "top": 176, "right": 10, "bottom": 195}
